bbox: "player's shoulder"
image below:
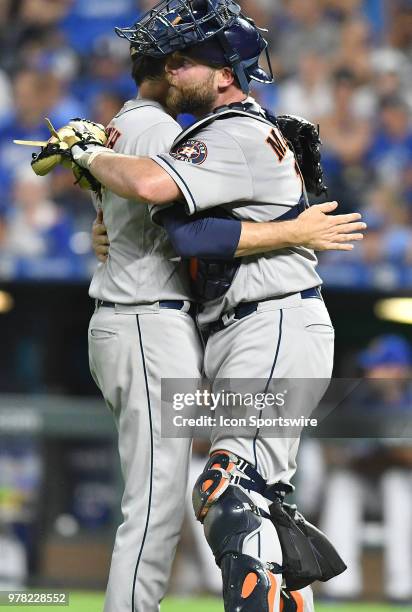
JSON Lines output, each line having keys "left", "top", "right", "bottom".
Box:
{"left": 173, "top": 97, "right": 273, "bottom": 151}
{"left": 218, "top": 97, "right": 273, "bottom": 136}
{"left": 108, "top": 98, "right": 181, "bottom": 152}
{"left": 215, "top": 113, "right": 270, "bottom": 142}
{"left": 111, "top": 98, "right": 179, "bottom": 131}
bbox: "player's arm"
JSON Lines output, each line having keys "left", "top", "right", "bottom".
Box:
{"left": 236, "top": 202, "right": 366, "bottom": 255}
{"left": 156, "top": 202, "right": 365, "bottom": 258}
{"left": 92, "top": 201, "right": 365, "bottom": 262}
{"left": 69, "top": 124, "right": 251, "bottom": 206}
{"left": 75, "top": 150, "right": 182, "bottom": 203}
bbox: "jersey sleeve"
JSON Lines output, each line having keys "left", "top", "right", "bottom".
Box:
{"left": 150, "top": 128, "right": 254, "bottom": 215}
{"left": 156, "top": 205, "right": 241, "bottom": 259}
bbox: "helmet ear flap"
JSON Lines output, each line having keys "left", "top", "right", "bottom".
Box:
{"left": 216, "top": 29, "right": 250, "bottom": 94}
{"left": 215, "top": 24, "right": 274, "bottom": 94}
{"left": 248, "top": 44, "right": 274, "bottom": 85}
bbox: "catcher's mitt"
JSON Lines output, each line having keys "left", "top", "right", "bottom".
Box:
{"left": 276, "top": 114, "right": 327, "bottom": 197}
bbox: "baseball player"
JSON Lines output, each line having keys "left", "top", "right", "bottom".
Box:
{"left": 79, "top": 53, "right": 205, "bottom": 612}
{"left": 27, "top": 2, "right": 366, "bottom": 610}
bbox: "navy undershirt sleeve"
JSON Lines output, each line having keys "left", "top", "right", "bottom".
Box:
{"left": 155, "top": 205, "right": 242, "bottom": 260}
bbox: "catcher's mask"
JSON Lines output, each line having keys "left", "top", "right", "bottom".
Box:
{"left": 115, "top": 0, "right": 274, "bottom": 94}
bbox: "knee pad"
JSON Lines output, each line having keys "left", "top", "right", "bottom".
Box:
{"left": 193, "top": 452, "right": 269, "bottom": 564}
{"left": 221, "top": 553, "right": 278, "bottom": 612}
{"left": 192, "top": 451, "right": 237, "bottom": 522}
{"left": 203, "top": 484, "right": 263, "bottom": 564}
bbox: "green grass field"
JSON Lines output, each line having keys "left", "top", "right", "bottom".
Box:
{"left": 3, "top": 593, "right": 412, "bottom": 612}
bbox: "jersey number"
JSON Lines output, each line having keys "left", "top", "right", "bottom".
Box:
{"left": 266, "top": 128, "right": 288, "bottom": 163}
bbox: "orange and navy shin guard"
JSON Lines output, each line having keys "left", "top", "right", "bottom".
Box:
{"left": 221, "top": 552, "right": 279, "bottom": 612}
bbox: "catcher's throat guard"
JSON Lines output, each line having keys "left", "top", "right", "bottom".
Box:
{"left": 115, "top": 0, "right": 274, "bottom": 94}
{"left": 269, "top": 499, "right": 347, "bottom": 591}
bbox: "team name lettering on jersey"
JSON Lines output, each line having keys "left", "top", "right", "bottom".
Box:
{"left": 106, "top": 127, "right": 122, "bottom": 150}
{"left": 266, "top": 128, "right": 288, "bottom": 163}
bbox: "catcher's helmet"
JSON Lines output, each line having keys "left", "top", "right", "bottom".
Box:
{"left": 115, "top": 0, "right": 274, "bottom": 94}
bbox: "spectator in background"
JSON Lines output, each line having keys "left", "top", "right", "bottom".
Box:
{"left": 322, "top": 67, "right": 372, "bottom": 158}
{"left": 361, "top": 187, "right": 412, "bottom": 265}
{"left": 4, "top": 170, "right": 73, "bottom": 259}
{"left": 91, "top": 92, "right": 123, "bottom": 128}
{"left": 388, "top": 0, "right": 412, "bottom": 60}
{"left": 277, "top": 51, "right": 333, "bottom": 122}
{"left": 272, "top": 0, "right": 339, "bottom": 78}
{"left": 16, "top": 27, "right": 78, "bottom": 76}
{"left": 333, "top": 17, "right": 373, "bottom": 85}
{"left": 371, "top": 48, "right": 412, "bottom": 112}
{"left": 367, "top": 96, "right": 412, "bottom": 192}
{"left": 18, "top": 0, "right": 71, "bottom": 29}
{"left": 0, "top": 69, "right": 51, "bottom": 202}
{"left": 14, "top": 27, "right": 86, "bottom": 125}
{"left": 321, "top": 184, "right": 412, "bottom": 266}
{"left": 320, "top": 68, "right": 371, "bottom": 212}
{"left": 39, "top": 69, "right": 87, "bottom": 128}
{"left": 323, "top": 0, "right": 364, "bottom": 21}
{"left": 72, "top": 35, "right": 134, "bottom": 111}
{"left": 59, "top": 0, "right": 139, "bottom": 55}
{"left": 320, "top": 335, "right": 412, "bottom": 604}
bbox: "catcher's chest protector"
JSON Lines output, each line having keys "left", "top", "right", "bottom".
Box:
{"left": 177, "top": 104, "right": 280, "bottom": 303}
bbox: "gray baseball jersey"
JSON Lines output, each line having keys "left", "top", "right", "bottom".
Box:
{"left": 151, "top": 97, "right": 322, "bottom": 324}
{"left": 89, "top": 98, "right": 191, "bottom": 304}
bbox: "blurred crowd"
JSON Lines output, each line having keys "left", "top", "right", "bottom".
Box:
{"left": 0, "top": 0, "right": 411, "bottom": 279}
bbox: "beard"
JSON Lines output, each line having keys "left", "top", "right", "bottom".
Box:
{"left": 166, "top": 71, "right": 217, "bottom": 116}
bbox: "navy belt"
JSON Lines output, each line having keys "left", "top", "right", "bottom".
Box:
{"left": 208, "top": 286, "right": 322, "bottom": 335}
{"left": 96, "top": 299, "right": 196, "bottom": 317}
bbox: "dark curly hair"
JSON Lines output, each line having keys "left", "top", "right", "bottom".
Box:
{"left": 131, "top": 51, "right": 167, "bottom": 87}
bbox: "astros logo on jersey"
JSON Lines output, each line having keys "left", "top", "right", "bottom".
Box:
{"left": 170, "top": 139, "right": 208, "bottom": 165}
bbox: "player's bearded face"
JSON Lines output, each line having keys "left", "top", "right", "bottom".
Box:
{"left": 166, "top": 57, "right": 217, "bottom": 116}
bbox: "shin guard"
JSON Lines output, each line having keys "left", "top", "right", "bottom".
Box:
{"left": 221, "top": 553, "right": 278, "bottom": 612}
{"left": 193, "top": 453, "right": 282, "bottom": 611}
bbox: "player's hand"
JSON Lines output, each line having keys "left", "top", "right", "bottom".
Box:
{"left": 92, "top": 209, "right": 110, "bottom": 263}
{"left": 295, "top": 201, "right": 366, "bottom": 251}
